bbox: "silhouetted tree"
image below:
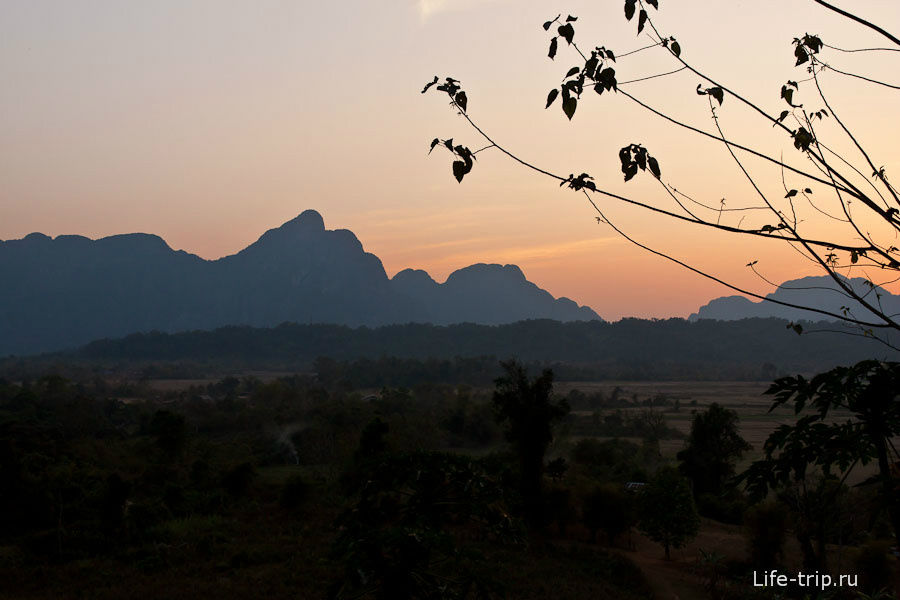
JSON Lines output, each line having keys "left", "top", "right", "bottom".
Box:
{"left": 492, "top": 360, "right": 569, "bottom": 528}
{"left": 222, "top": 462, "right": 256, "bottom": 498}
{"left": 637, "top": 465, "right": 700, "bottom": 559}
{"left": 330, "top": 452, "right": 515, "bottom": 600}
{"left": 742, "top": 360, "right": 900, "bottom": 554}
{"left": 743, "top": 501, "right": 789, "bottom": 568}
{"left": 677, "top": 402, "right": 751, "bottom": 497}
{"left": 583, "top": 484, "right": 634, "bottom": 545}
{"left": 148, "top": 410, "right": 187, "bottom": 460}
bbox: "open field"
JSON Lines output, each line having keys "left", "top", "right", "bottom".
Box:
{"left": 557, "top": 380, "right": 887, "bottom": 486}
{"left": 558, "top": 380, "right": 787, "bottom": 448}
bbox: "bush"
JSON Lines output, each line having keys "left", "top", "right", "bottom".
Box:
{"left": 222, "top": 462, "right": 256, "bottom": 497}
{"left": 744, "top": 501, "right": 789, "bottom": 568}
{"left": 583, "top": 484, "right": 634, "bottom": 545}
{"left": 854, "top": 540, "right": 894, "bottom": 594}
{"left": 697, "top": 491, "right": 748, "bottom": 524}
{"left": 280, "top": 474, "right": 310, "bottom": 509}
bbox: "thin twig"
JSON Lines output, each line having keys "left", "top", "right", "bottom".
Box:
{"left": 619, "top": 66, "right": 687, "bottom": 86}
{"left": 819, "top": 61, "right": 900, "bottom": 90}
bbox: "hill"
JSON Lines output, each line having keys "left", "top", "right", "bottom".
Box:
{"left": 64, "top": 317, "right": 899, "bottom": 380}
{"left": 0, "top": 210, "right": 597, "bottom": 355}
{"left": 689, "top": 275, "right": 900, "bottom": 323}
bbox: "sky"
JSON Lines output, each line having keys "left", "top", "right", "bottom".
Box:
{"left": 2, "top": 0, "right": 899, "bottom": 319}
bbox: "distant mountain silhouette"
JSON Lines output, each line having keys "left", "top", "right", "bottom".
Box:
{"left": 0, "top": 210, "right": 598, "bottom": 355}
{"left": 689, "top": 275, "right": 900, "bottom": 323}
{"left": 392, "top": 263, "right": 597, "bottom": 324}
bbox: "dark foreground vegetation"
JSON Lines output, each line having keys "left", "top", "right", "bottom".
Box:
{"left": 1, "top": 360, "right": 898, "bottom": 599}
{"left": 5, "top": 317, "right": 898, "bottom": 384}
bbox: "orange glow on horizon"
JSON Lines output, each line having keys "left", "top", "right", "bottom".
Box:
{"left": 1, "top": 1, "right": 898, "bottom": 320}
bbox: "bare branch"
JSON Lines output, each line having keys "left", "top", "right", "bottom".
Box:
{"left": 811, "top": 0, "right": 900, "bottom": 48}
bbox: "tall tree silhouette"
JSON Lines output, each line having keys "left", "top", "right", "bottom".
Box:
{"left": 677, "top": 402, "right": 751, "bottom": 497}
{"left": 492, "top": 360, "right": 569, "bottom": 528}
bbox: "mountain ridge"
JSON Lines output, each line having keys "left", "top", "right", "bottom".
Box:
{"left": 688, "top": 275, "right": 900, "bottom": 323}
{"left": 0, "top": 210, "right": 599, "bottom": 356}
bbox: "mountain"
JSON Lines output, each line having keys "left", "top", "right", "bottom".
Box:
{"left": 689, "top": 275, "right": 900, "bottom": 323}
{"left": 0, "top": 210, "right": 599, "bottom": 356}
{"left": 391, "top": 263, "right": 598, "bottom": 324}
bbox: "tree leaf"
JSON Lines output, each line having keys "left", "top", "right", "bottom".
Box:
{"left": 542, "top": 20, "right": 553, "bottom": 31}
{"left": 562, "top": 96, "right": 577, "bottom": 120}
{"left": 637, "top": 9, "right": 647, "bottom": 34}
{"left": 454, "top": 91, "right": 467, "bottom": 113}
{"left": 624, "top": 0, "right": 636, "bottom": 21}
{"left": 623, "top": 161, "right": 639, "bottom": 182}
{"left": 421, "top": 76, "right": 439, "bottom": 94}
{"left": 635, "top": 148, "right": 646, "bottom": 171}
{"left": 548, "top": 37, "right": 558, "bottom": 59}
{"left": 598, "top": 67, "right": 617, "bottom": 91}
{"left": 781, "top": 86, "right": 795, "bottom": 107}
{"left": 452, "top": 160, "right": 466, "bottom": 183}
{"left": 793, "top": 127, "right": 814, "bottom": 151}
{"left": 646, "top": 0, "right": 659, "bottom": 8}
{"left": 709, "top": 86, "right": 724, "bottom": 105}
{"left": 648, "top": 156, "right": 661, "bottom": 178}
{"left": 558, "top": 23, "right": 575, "bottom": 45}
{"left": 428, "top": 138, "right": 440, "bottom": 154}
{"left": 804, "top": 34, "right": 823, "bottom": 53}
{"left": 545, "top": 88, "right": 559, "bottom": 108}
{"left": 566, "top": 14, "right": 577, "bottom": 22}
{"left": 785, "top": 189, "right": 798, "bottom": 198}
{"left": 566, "top": 66, "right": 580, "bottom": 78}
{"left": 671, "top": 40, "right": 681, "bottom": 58}
{"left": 804, "top": 188, "right": 812, "bottom": 194}
{"left": 794, "top": 45, "right": 808, "bottom": 66}
{"left": 605, "top": 49, "right": 616, "bottom": 62}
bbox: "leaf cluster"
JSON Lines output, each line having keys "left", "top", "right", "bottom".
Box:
{"left": 624, "top": 0, "right": 658, "bottom": 35}
{"left": 428, "top": 136, "right": 476, "bottom": 183}
{"left": 793, "top": 33, "right": 823, "bottom": 66}
{"left": 618, "top": 143, "right": 661, "bottom": 181}
{"left": 740, "top": 360, "right": 900, "bottom": 500}
{"left": 423, "top": 77, "right": 478, "bottom": 183}
{"left": 544, "top": 15, "right": 618, "bottom": 121}
{"left": 696, "top": 84, "right": 724, "bottom": 106}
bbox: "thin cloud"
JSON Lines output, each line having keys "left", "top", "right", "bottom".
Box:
{"left": 417, "top": 0, "right": 507, "bottom": 21}
{"left": 400, "top": 236, "right": 622, "bottom": 276}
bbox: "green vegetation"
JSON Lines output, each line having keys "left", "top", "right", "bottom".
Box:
{"left": 636, "top": 466, "right": 700, "bottom": 560}
{"left": 16, "top": 317, "right": 892, "bottom": 381}
{"left": 3, "top": 358, "right": 898, "bottom": 598}
{"left": 492, "top": 360, "right": 570, "bottom": 529}
{"left": 0, "top": 367, "right": 660, "bottom": 599}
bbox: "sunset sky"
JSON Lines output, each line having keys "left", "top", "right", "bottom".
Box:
{"left": 2, "top": 0, "right": 898, "bottom": 319}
